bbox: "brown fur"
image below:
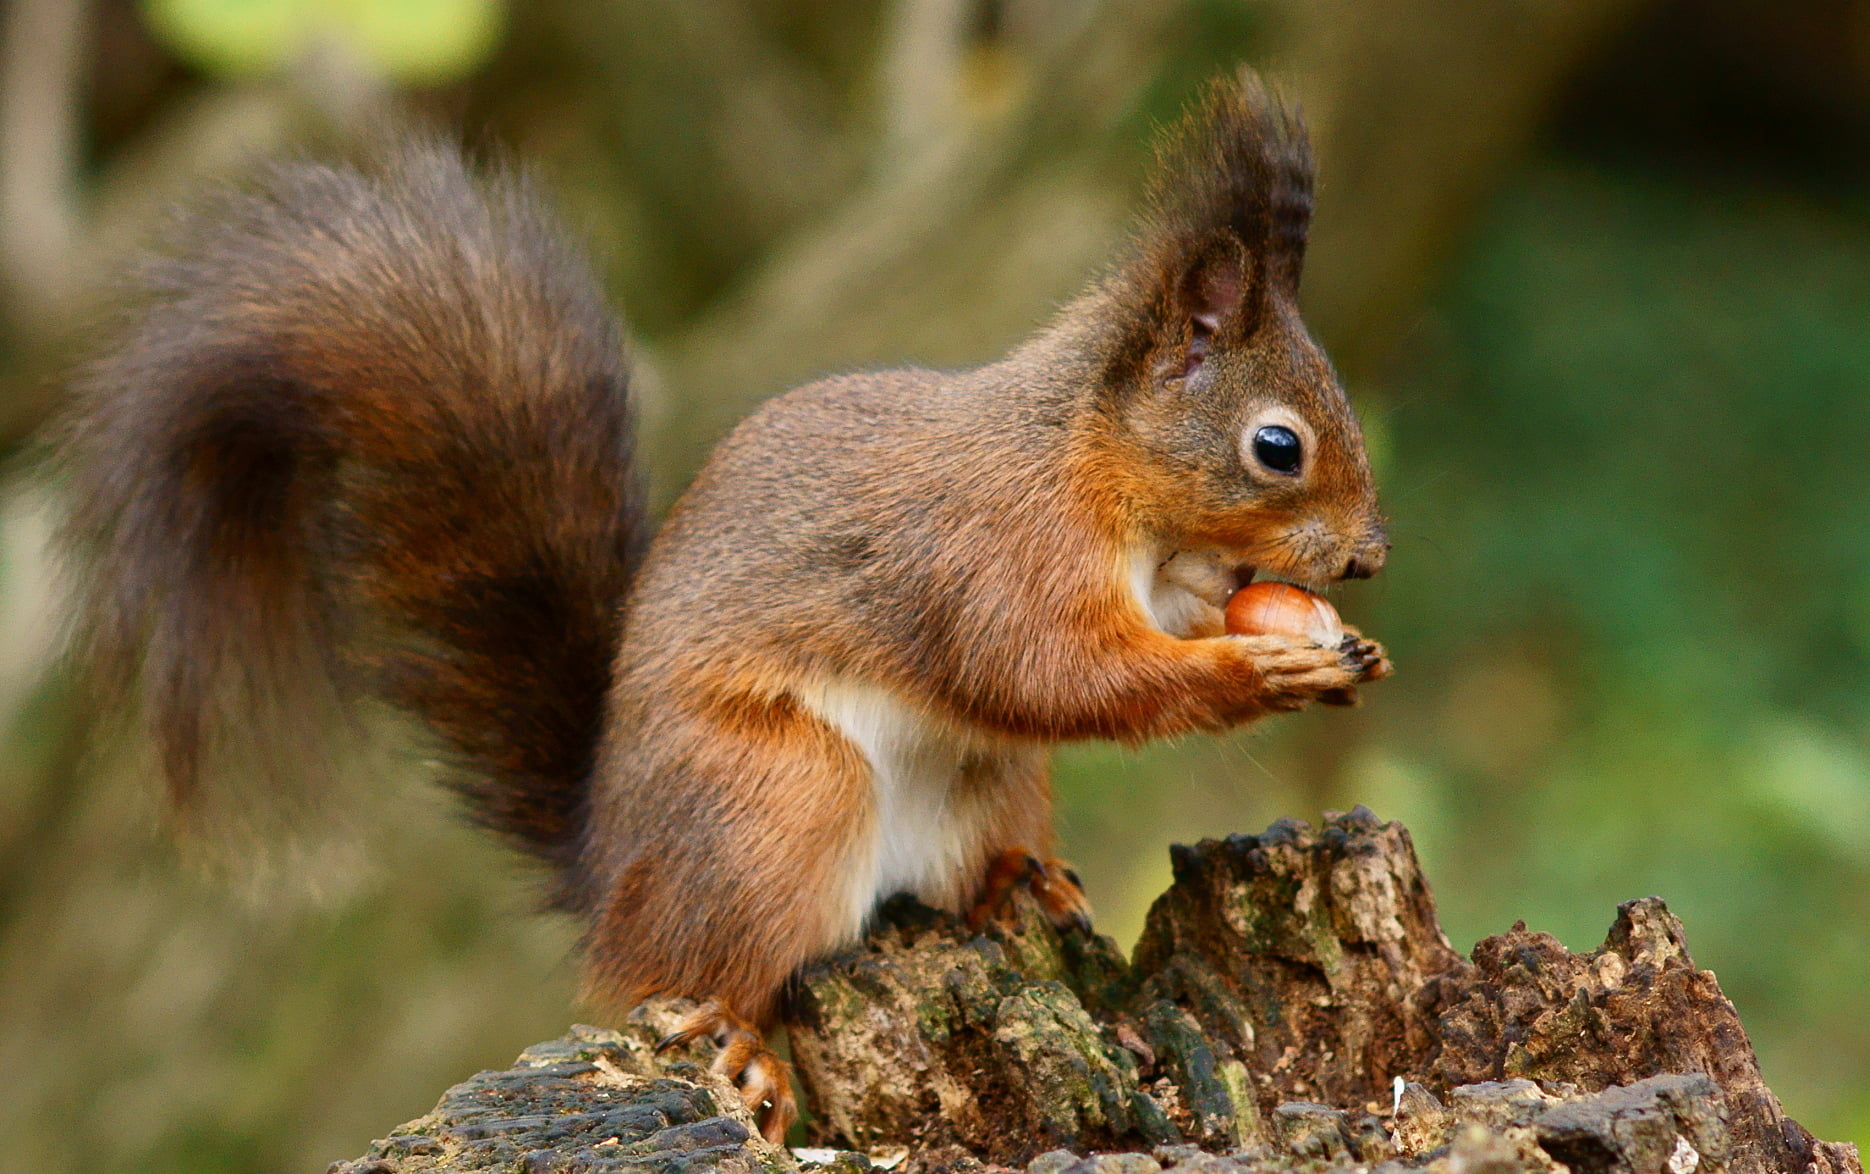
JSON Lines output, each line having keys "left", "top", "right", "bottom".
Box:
{"left": 59, "top": 69, "right": 1387, "bottom": 1140}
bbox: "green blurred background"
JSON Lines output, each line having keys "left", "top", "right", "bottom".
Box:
{"left": 1, "top": 0, "right": 1866, "bottom": 1169}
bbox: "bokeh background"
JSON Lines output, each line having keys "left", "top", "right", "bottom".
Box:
{"left": 0, "top": 0, "right": 1866, "bottom": 1169}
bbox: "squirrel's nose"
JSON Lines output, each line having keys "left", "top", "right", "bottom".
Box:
{"left": 1340, "top": 539, "right": 1389, "bottom": 581}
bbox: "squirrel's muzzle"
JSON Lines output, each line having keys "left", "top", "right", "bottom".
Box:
{"left": 1338, "top": 534, "right": 1389, "bottom": 581}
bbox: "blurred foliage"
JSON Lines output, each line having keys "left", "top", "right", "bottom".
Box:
{"left": 142, "top": 0, "right": 506, "bottom": 85}
{"left": 0, "top": 0, "right": 1867, "bottom": 1170}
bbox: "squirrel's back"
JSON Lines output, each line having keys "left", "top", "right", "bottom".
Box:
{"left": 60, "top": 141, "right": 646, "bottom": 908}
{"left": 618, "top": 330, "right": 1099, "bottom": 698}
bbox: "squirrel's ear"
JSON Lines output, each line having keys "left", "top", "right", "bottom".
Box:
{"left": 1182, "top": 233, "right": 1249, "bottom": 333}
{"left": 1109, "top": 68, "right": 1313, "bottom": 381}
{"left": 1167, "top": 233, "right": 1252, "bottom": 379}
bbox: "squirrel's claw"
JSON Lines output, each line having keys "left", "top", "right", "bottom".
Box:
{"left": 968, "top": 849, "right": 1093, "bottom": 933}
{"left": 1339, "top": 634, "right": 1393, "bottom": 682}
{"left": 655, "top": 1002, "right": 795, "bottom": 1143}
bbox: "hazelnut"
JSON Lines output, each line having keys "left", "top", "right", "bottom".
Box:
{"left": 1224, "top": 581, "right": 1344, "bottom": 645}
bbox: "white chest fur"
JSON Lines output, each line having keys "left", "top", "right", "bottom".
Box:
{"left": 1129, "top": 543, "right": 1232, "bottom": 638}
{"left": 800, "top": 680, "right": 1011, "bottom": 939}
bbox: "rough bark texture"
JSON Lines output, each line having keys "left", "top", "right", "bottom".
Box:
{"left": 1129, "top": 814, "right": 1467, "bottom": 1121}
{"left": 335, "top": 810, "right": 1860, "bottom": 1174}
{"left": 329, "top": 1012, "right": 795, "bottom": 1174}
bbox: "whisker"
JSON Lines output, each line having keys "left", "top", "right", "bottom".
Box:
{"left": 1380, "top": 468, "right": 1457, "bottom": 505}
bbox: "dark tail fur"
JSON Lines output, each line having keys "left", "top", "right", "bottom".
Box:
{"left": 58, "top": 141, "right": 644, "bottom": 908}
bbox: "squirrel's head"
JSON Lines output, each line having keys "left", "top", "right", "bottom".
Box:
{"left": 1092, "top": 70, "right": 1386, "bottom": 590}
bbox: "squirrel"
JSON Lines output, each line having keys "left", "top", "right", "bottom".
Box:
{"left": 56, "top": 69, "right": 1389, "bottom": 1142}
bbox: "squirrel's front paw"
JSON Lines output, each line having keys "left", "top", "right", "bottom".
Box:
{"left": 1237, "top": 631, "right": 1390, "bottom": 710}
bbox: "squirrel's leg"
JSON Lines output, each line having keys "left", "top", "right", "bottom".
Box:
{"left": 947, "top": 611, "right": 1388, "bottom": 743}
{"left": 583, "top": 693, "right": 876, "bottom": 1144}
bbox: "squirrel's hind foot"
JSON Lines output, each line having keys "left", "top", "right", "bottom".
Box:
{"left": 656, "top": 1003, "right": 796, "bottom": 1144}
{"left": 967, "top": 850, "right": 1092, "bottom": 934}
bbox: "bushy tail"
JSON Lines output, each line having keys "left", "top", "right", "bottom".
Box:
{"left": 58, "top": 141, "right": 644, "bottom": 907}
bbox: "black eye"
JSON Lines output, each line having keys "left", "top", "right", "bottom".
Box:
{"left": 1252, "top": 425, "right": 1302, "bottom": 474}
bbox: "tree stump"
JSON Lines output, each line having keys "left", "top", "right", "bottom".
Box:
{"left": 335, "top": 809, "right": 1861, "bottom": 1174}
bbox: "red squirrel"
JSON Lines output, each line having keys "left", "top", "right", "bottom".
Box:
{"left": 57, "top": 70, "right": 1389, "bottom": 1141}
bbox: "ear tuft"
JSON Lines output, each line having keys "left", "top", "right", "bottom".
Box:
{"left": 1144, "top": 68, "right": 1312, "bottom": 293}
{"left": 1109, "top": 67, "right": 1314, "bottom": 379}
